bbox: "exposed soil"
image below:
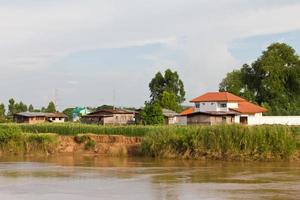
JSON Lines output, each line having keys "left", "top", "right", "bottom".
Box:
{"left": 57, "top": 134, "right": 142, "bottom": 156}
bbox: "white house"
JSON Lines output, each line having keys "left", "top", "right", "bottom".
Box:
{"left": 180, "top": 92, "right": 300, "bottom": 125}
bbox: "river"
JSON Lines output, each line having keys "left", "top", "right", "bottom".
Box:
{"left": 0, "top": 155, "right": 299, "bottom": 200}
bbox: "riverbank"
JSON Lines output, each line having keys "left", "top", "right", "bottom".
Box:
{"left": 0, "top": 124, "right": 299, "bottom": 161}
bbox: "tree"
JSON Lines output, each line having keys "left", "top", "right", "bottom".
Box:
{"left": 219, "top": 43, "right": 300, "bottom": 115}
{"left": 63, "top": 108, "right": 74, "bottom": 121}
{"left": 46, "top": 101, "right": 56, "bottom": 113}
{"left": 0, "top": 103, "right": 6, "bottom": 122}
{"left": 139, "top": 102, "right": 164, "bottom": 125}
{"left": 28, "top": 104, "right": 34, "bottom": 112}
{"left": 15, "top": 101, "right": 27, "bottom": 113}
{"left": 160, "top": 91, "right": 181, "bottom": 113}
{"left": 8, "top": 98, "right": 15, "bottom": 117}
{"left": 149, "top": 69, "right": 185, "bottom": 104}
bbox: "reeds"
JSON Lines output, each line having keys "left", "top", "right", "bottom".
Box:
{"left": 0, "top": 123, "right": 299, "bottom": 160}
{"left": 141, "top": 125, "right": 298, "bottom": 160}
{"left": 0, "top": 126, "right": 58, "bottom": 154}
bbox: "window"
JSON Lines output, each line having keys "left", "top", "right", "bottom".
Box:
{"left": 220, "top": 103, "right": 227, "bottom": 108}
{"left": 202, "top": 103, "right": 206, "bottom": 105}
{"left": 211, "top": 102, "right": 214, "bottom": 105}
{"left": 195, "top": 103, "right": 200, "bottom": 108}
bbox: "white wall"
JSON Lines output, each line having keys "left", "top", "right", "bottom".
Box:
{"left": 49, "top": 117, "right": 65, "bottom": 123}
{"left": 248, "top": 116, "right": 300, "bottom": 125}
{"left": 195, "top": 102, "right": 239, "bottom": 112}
{"left": 195, "top": 102, "right": 220, "bottom": 112}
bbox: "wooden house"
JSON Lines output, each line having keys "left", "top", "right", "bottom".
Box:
{"left": 81, "top": 108, "right": 136, "bottom": 125}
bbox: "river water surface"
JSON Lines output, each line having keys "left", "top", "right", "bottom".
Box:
{"left": 0, "top": 155, "right": 299, "bottom": 200}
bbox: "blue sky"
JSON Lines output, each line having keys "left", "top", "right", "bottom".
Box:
{"left": 0, "top": 0, "right": 300, "bottom": 110}
{"left": 229, "top": 30, "right": 300, "bottom": 65}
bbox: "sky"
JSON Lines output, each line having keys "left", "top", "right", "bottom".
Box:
{"left": 0, "top": 0, "right": 300, "bottom": 110}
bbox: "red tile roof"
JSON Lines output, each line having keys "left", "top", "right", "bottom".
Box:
{"left": 230, "top": 101, "right": 267, "bottom": 114}
{"left": 190, "top": 92, "right": 246, "bottom": 102}
{"left": 180, "top": 107, "right": 194, "bottom": 115}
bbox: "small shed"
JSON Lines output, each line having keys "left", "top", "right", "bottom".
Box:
{"left": 162, "top": 109, "right": 180, "bottom": 125}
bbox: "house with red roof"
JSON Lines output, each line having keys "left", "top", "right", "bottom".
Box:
{"left": 181, "top": 92, "right": 267, "bottom": 125}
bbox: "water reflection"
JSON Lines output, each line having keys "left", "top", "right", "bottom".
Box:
{"left": 0, "top": 155, "right": 299, "bottom": 200}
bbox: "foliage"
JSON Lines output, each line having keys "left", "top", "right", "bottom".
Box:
{"left": 0, "top": 103, "right": 6, "bottom": 123}
{"left": 63, "top": 108, "right": 74, "bottom": 121}
{"left": 0, "top": 126, "right": 58, "bottom": 154}
{"left": 28, "top": 104, "right": 34, "bottom": 112}
{"left": 7, "top": 98, "right": 28, "bottom": 117}
{"left": 84, "top": 139, "right": 96, "bottom": 150}
{"left": 219, "top": 43, "right": 300, "bottom": 115}
{"left": 96, "top": 105, "right": 114, "bottom": 110}
{"left": 139, "top": 102, "right": 164, "bottom": 125}
{"left": 149, "top": 69, "right": 185, "bottom": 105}
{"left": 45, "top": 101, "right": 56, "bottom": 113}
{"left": 142, "top": 125, "right": 298, "bottom": 160}
{"left": 0, "top": 123, "right": 299, "bottom": 160}
{"left": 160, "top": 91, "right": 181, "bottom": 113}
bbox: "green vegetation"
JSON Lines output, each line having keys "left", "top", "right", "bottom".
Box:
{"left": 0, "top": 126, "right": 58, "bottom": 154}
{"left": 219, "top": 43, "right": 300, "bottom": 115}
{"left": 139, "top": 102, "right": 164, "bottom": 125}
{"left": 142, "top": 125, "right": 298, "bottom": 160}
{"left": 0, "top": 123, "right": 299, "bottom": 160}
{"left": 84, "top": 140, "right": 96, "bottom": 150}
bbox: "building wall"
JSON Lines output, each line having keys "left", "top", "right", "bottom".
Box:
{"left": 187, "top": 114, "right": 235, "bottom": 125}
{"left": 14, "top": 116, "right": 46, "bottom": 124}
{"left": 195, "top": 102, "right": 238, "bottom": 112}
{"left": 210, "top": 115, "right": 235, "bottom": 125}
{"left": 103, "top": 114, "right": 135, "bottom": 125}
{"left": 177, "top": 116, "right": 187, "bottom": 125}
{"left": 195, "top": 102, "right": 218, "bottom": 112}
{"left": 248, "top": 116, "right": 300, "bottom": 125}
{"left": 187, "top": 114, "right": 212, "bottom": 125}
{"left": 48, "top": 117, "right": 65, "bottom": 123}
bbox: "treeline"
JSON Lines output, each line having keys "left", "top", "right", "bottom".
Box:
{"left": 219, "top": 43, "right": 300, "bottom": 115}
{"left": 0, "top": 99, "right": 57, "bottom": 122}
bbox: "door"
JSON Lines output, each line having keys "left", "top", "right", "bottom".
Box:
{"left": 240, "top": 116, "right": 248, "bottom": 125}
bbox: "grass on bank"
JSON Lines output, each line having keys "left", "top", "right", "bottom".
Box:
{"left": 0, "top": 123, "right": 299, "bottom": 160}
{"left": 0, "top": 126, "right": 58, "bottom": 154}
{"left": 142, "top": 125, "right": 299, "bottom": 160}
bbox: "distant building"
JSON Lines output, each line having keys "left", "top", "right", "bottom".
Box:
{"left": 14, "top": 112, "right": 67, "bottom": 124}
{"left": 81, "top": 108, "right": 136, "bottom": 125}
{"left": 162, "top": 109, "right": 181, "bottom": 125}
{"left": 72, "top": 107, "right": 90, "bottom": 121}
{"left": 181, "top": 92, "right": 267, "bottom": 125}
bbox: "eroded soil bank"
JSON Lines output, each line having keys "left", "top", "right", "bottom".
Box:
{"left": 57, "top": 134, "right": 142, "bottom": 156}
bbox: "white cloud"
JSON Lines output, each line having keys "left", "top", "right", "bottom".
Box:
{"left": 0, "top": 0, "right": 300, "bottom": 108}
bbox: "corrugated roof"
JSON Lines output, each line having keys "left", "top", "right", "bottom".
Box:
{"left": 190, "top": 92, "right": 246, "bottom": 102}
{"left": 47, "top": 112, "right": 68, "bottom": 118}
{"left": 15, "top": 112, "right": 67, "bottom": 118}
{"left": 230, "top": 101, "right": 267, "bottom": 114}
{"left": 162, "top": 109, "right": 179, "bottom": 117}
{"left": 15, "top": 112, "right": 48, "bottom": 117}
{"left": 86, "top": 108, "right": 136, "bottom": 116}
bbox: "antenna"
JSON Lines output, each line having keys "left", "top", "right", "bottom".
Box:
{"left": 113, "top": 89, "right": 116, "bottom": 110}
{"left": 54, "top": 88, "right": 58, "bottom": 110}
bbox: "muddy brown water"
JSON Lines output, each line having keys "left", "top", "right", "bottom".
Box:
{"left": 0, "top": 155, "right": 299, "bottom": 200}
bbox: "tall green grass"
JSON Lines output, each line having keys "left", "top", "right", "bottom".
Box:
{"left": 0, "top": 123, "right": 299, "bottom": 160}
{"left": 141, "top": 125, "right": 298, "bottom": 160}
{"left": 0, "top": 126, "right": 58, "bottom": 154}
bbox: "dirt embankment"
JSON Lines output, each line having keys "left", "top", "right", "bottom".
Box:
{"left": 57, "top": 135, "right": 142, "bottom": 156}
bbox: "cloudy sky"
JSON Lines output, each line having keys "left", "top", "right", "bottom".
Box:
{"left": 0, "top": 0, "right": 300, "bottom": 110}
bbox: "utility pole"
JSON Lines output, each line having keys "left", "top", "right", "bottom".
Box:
{"left": 113, "top": 89, "right": 116, "bottom": 110}
{"left": 54, "top": 88, "right": 58, "bottom": 111}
